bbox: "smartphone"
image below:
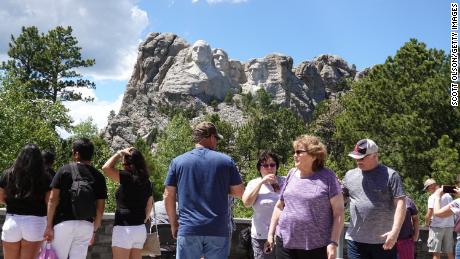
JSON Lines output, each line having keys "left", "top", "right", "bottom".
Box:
{"left": 443, "top": 185, "right": 457, "bottom": 193}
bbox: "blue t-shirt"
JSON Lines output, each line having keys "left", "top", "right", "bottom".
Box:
{"left": 164, "top": 147, "right": 242, "bottom": 237}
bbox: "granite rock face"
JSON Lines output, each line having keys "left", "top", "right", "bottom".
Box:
{"left": 104, "top": 33, "right": 362, "bottom": 150}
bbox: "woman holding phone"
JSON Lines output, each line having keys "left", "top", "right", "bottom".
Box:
{"left": 242, "top": 151, "right": 285, "bottom": 259}
{"left": 432, "top": 175, "right": 460, "bottom": 259}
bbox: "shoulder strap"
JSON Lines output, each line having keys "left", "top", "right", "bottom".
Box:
{"left": 151, "top": 183, "right": 159, "bottom": 236}
{"left": 285, "top": 168, "right": 295, "bottom": 185}
{"left": 70, "top": 163, "right": 80, "bottom": 181}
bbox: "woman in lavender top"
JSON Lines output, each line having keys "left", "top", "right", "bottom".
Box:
{"left": 265, "top": 135, "right": 344, "bottom": 259}
{"left": 242, "top": 151, "right": 286, "bottom": 259}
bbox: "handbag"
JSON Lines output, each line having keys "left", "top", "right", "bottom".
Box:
{"left": 37, "top": 242, "right": 58, "bottom": 259}
{"left": 455, "top": 216, "right": 460, "bottom": 233}
{"left": 141, "top": 202, "right": 161, "bottom": 257}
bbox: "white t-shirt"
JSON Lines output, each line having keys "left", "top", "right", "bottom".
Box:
{"left": 244, "top": 175, "right": 285, "bottom": 239}
{"left": 428, "top": 193, "right": 454, "bottom": 227}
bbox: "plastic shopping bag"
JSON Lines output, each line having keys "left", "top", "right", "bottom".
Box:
{"left": 38, "top": 242, "right": 58, "bottom": 259}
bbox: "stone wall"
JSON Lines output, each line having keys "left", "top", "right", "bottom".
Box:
{"left": 0, "top": 209, "right": 453, "bottom": 258}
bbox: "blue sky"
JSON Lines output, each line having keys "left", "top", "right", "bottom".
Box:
{"left": 0, "top": 0, "right": 452, "bottom": 129}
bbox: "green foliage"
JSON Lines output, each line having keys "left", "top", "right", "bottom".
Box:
{"left": 151, "top": 114, "right": 194, "bottom": 200}
{"left": 330, "top": 39, "right": 459, "bottom": 186}
{"left": 1, "top": 26, "right": 95, "bottom": 103}
{"left": 235, "top": 89, "right": 307, "bottom": 168}
{"left": 224, "top": 91, "right": 234, "bottom": 104}
{"left": 73, "top": 117, "right": 99, "bottom": 139}
{"left": 0, "top": 75, "right": 70, "bottom": 171}
{"left": 428, "top": 135, "right": 460, "bottom": 185}
{"left": 157, "top": 102, "right": 197, "bottom": 119}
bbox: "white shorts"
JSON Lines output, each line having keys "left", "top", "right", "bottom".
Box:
{"left": 1, "top": 214, "right": 47, "bottom": 242}
{"left": 112, "top": 225, "right": 147, "bottom": 249}
{"left": 52, "top": 220, "right": 94, "bottom": 259}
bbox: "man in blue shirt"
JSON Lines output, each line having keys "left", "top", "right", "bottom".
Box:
{"left": 164, "top": 121, "right": 244, "bottom": 259}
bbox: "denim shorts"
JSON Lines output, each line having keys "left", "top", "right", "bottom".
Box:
{"left": 176, "top": 235, "right": 229, "bottom": 259}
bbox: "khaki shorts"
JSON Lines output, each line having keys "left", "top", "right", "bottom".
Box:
{"left": 428, "top": 227, "right": 454, "bottom": 253}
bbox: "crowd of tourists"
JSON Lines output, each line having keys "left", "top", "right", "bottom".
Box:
{"left": 0, "top": 121, "right": 459, "bottom": 259}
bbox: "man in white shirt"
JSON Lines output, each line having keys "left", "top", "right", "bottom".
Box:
{"left": 424, "top": 178, "right": 454, "bottom": 259}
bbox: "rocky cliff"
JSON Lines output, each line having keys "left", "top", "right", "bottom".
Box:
{"left": 103, "top": 32, "right": 360, "bottom": 150}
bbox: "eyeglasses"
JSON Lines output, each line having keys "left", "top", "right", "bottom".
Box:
{"left": 293, "top": 150, "right": 308, "bottom": 156}
{"left": 261, "top": 163, "right": 277, "bottom": 168}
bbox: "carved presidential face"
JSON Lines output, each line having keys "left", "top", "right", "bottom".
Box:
{"left": 213, "top": 49, "right": 229, "bottom": 72}
{"left": 248, "top": 62, "right": 263, "bottom": 82}
{"left": 190, "top": 40, "right": 212, "bottom": 65}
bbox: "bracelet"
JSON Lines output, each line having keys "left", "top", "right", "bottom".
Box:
{"left": 329, "top": 240, "right": 338, "bottom": 246}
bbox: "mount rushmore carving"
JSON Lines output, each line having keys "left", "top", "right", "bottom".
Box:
{"left": 104, "top": 32, "right": 361, "bottom": 150}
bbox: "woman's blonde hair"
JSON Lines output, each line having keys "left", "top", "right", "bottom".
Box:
{"left": 293, "top": 134, "right": 327, "bottom": 171}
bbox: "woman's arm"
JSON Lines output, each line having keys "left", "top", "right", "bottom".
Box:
{"left": 411, "top": 215, "right": 420, "bottom": 241}
{"left": 265, "top": 199, "right": 285, "bottom": 249}
{"left": 328, "top": 193, "right": 345, "bottom": 259}
{"left": 0, "top": 187, "right": 6, "bottom": 204}
{"left": 101, "top": 148, "right": 132, "bottom": 183}
{"left": 242, "top": 175, "right": 275, "bottom": 207}
{"left": 145, "top": 196, "right": 154, "bottom": 223}
{"left": 433, "top": 187, "right": 455, "bottom": 218}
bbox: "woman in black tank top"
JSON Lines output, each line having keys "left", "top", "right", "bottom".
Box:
{"left": 0, "top": 144, "right": 52, "bottom": 259}
{"left": 102, "top": 147, "right": 153, "bottom": 259}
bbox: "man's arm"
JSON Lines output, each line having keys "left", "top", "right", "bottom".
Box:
{"left": 382, "top": 197, "right": 405, "bottom": 250}
{"left": 94, "top": 199, "right": 105, "bottom": 231}
{"left": 411, "top": 215, "right": 420, "bottom": 241}
{"left": 44, "top": 188, "right": 60, "bottom": 241}
{"left": 425, "top": 208, "right": 433, "bottom": 226}
{"left": 164, "top": 186, "right": 178, "bottom": 239}
{"left": 229, "top": 183, "right": 244, "bottom": 198}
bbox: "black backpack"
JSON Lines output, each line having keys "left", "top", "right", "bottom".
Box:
{"left": 69, "top": 163, "right": 96, "bottom": 220}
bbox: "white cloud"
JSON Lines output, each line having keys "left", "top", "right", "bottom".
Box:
{"left": 0, "top": 0, "right": 149, "bottom": 81}
{"left": 64, "top": 90, "right": 123, "bottom": 130}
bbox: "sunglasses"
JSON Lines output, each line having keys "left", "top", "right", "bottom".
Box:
{"left": 293, "top": 150, "right": 308, "bottom": 155}
{"left": 261, "top": 163, "right": 277, "bottom": 168}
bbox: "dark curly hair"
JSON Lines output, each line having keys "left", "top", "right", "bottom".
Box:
{"left": 122, "top": 148, "right": 150, "bottom": 183}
